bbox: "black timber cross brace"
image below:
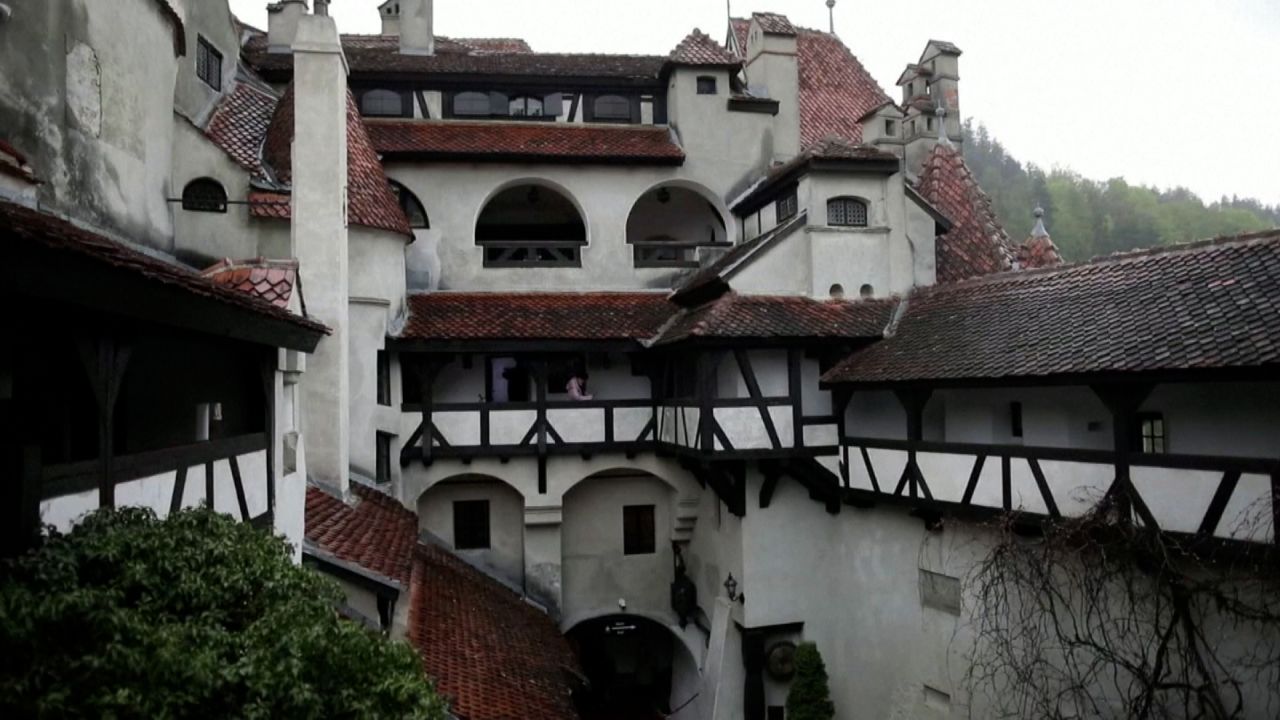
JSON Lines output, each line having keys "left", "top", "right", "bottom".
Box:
{"left": 761, "top": 458, "right": 841, "bottom": 514}
{"left": 684, "top": 459, "right": 746, "bottom": 517}
{"left": 1092, "top": 383, "right": 1156, "bottom": 527}
{"left": 258, "top": 351, "right": 277, "bottom": 516}
{"left": 401, "top": 356, "right": 452, "bottom": 469}
{"left": 696, "top": 351, "right": 727, "bottom": 453}
{"left": 832, "top": 387, "right": 853, "bottom": 488}
{"left": 77, "top": 334, "right": 132, "bottom": 510}
{"left": 734, "top": 349, "right": 782, "bottom": 450}
{"left": 894, "top": 388, "right": 933, "bottom": 501}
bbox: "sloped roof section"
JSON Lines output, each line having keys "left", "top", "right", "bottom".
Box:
{"left": 258, "top": 85, "right": 413, "bottom": 237}
{"left": 201, "top": 257, "right": 298, "bottom": 310}
{"left": 655, "top": 292, "right": 895, "bottom": 345}
{"left": 915, "top": 143, "right": 1013, "bottom": 282}
{"left": 408, "top": 543, "right": 581, "bottom": 720}
{"left": 367, "top": 120, "right": 685, "bottom": 165}
{"left": 398, "top": 292, "right": 676, "bottom": 342}
{"left": 458, "top": 37, "right": 533, "bottom": 54}
{"left": 752, "top": 12, "right": 797, "bottom": 36}
{"left": 670, "top": 28, "right": 741, "bottom": 66}
{"left": 305, "top": 484, "right": 419, "bottom": 587}
{"left": 823, "top": 231, "right": 1280, "bottom": 385}
{"left": 203, "top": 74, "right": 278, "bottom": 178}
{"left": 673, "top": 212, "right": 809, "bottom": 305}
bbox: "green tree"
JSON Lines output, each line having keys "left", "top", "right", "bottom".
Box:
{"left": 786, "top": 641, "right": 835, "bottom": 720}
{"left": 0, "top": 507, "right": 448, "bottom": 720}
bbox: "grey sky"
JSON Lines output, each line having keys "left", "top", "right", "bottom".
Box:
{"left": 229, "top": 0, "right": 1280, "bottom": 206}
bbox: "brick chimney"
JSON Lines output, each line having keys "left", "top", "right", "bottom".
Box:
{"left": 398, "top": 0, "right": 434, "bottom": 56}
{"left": 291, "top": 10, "right": 350, "bottom": 496}
{"left": 266, "top": 0, "right": 308, "bottom": 53}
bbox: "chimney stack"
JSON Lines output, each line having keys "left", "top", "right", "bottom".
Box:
{"left": 379, "top": 0, "right": 401, "bottom": 36}
{"left": 398, "top": 0, "right": 435, "bottom": 56}
{"left": 266, "top": 0, "right": 309, "bottom": 53}
{"left": 291, "top": 10, "right": 351, "bottom": 496}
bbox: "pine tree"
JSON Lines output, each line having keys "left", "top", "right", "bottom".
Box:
{"left": 786, "top": 642, "right": 836, "bottom": 720}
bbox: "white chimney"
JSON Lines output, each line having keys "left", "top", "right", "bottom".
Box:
{"left": 266, "top": 0, "right": 308, "bottom": 53}
{"left": 291, "top": 11, "right": 351, "bottom": 496}
{"left": 398, "top": 0, "right": 434, "bottom": 56}
{"left": 379, "top": 0, "right": 402, "bottom": 36}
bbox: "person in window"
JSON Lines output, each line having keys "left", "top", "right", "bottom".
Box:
{"left": 566, "top": 359, "right": 593, "bottom": 400}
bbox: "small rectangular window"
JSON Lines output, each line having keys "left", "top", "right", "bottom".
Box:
{"left": 926, "top": 116, "right": 935, "bottom": 132}
{"left": 1135, "top": 412, "right": 1166, "bottom": 454}
{"left": 696, "top": 76, "right": 718, "bottom": 95}
{"left": 453, "top": 500, "right": 491, "bottom": 550}
{"left": 196, "top": 36, "right": 222, "bottom": 91}
{"left": 776, "top": 190, "right": 798, "bottom": 223}
{"left": 884, "top": 118, "right": 896, "bottom": 136}
{"left": 377, "top": 350, "right": 391, "bottom": 406}
{"left": 1010, "top": 402, "right": 1023, "bottom": 439}
{"left": 375, "top": 432, "right": 393, "bottom": 484}
{"left": 623, "top": 504, "right": 656, "bottom": 555}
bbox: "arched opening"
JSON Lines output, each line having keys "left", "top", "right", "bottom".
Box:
{"left": 388, "top": 179, "right": 429, "bottom": 228}
{"left": 859, "top": 283, "right": 874, "bottom": 299}
{"left": 567, "top": 614, "right": 698, "bottom": 720}
{"left": 475, "top": 182, "right": 586, "bottom": 267}
{"left": 182, "top": 178, "right": 227, "bottom": 213}
{"left": 416, "top": 475, "right": 525, "bottom": 589}
{"left": 626, "top": 182, "right": 729, "bottom": 268}
{"left": 829, "top": 283, "right": 845, "bottom": 299}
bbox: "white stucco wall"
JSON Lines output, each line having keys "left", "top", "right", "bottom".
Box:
{"left": 417, "top": 477, "right": 526, "bottom": 587}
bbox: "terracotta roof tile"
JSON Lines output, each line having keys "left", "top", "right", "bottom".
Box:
{"left": 0, "top": 200, "right": 327, "bottom": 336}
{"left": 203, "top": 77, "right": 278, "bottom": 178}
{"left": 366, "top": 120, "right": 685, "bottom": 165}
{"left": 201, "top": 257, "right": 299, "bottom": 310}
{"left": 245, "top": 33, "right": 664, "bottom": 83}
{"left": 752, "top": 12, "right": 797, "bottom": 36}
{"left": 674, "top": 213, "right": 810, "bottom": 303}
{"left": 457, "top": 37, "right": 533, "bottom": 54}
{"left": 259, "top": 85, "right": 413, "bottom": 237}
{"left": 823, "top": 231, "right": 1280, "bottom": 385}
{"left": 399, "top": 292, "right": 675, "bottom": 342}
{"left": 656, "top": 292, "right": 894, "bottom": 345}
{"left": 915, "top": 143, "right": 1013, "bottom": 282}
{"left": 1014, "top": 234, "right": 1064, "bottom": 271}
{"left": 408, "top": 544, "right": 580, "bottom": 720}
{"left": 304, "top": 484, "right": 419, "bottom": 586}
{"left": 670, "top": 29, "right": 740, "bottom": 66}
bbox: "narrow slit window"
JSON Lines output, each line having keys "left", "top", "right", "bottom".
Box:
{"left": 376, "top": 350, "right": 391, "bottom": 406}
{"left": 375, "top": 432, "right": 392, "bottom": 484}
{"left": 196, "top": 36, "right": 222, "bottom": 91}
{"left": 453, "top": 500, "right": 491, "bottom": 550}
{"left": 1010, "top": 401, "right": 1024, "bottom": 439}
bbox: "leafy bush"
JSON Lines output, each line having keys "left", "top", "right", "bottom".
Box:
{"left": 786, "top": 641, "right": 835, "bottom": 720}
{"left": 0, "top": 507, "right": 447, "bottom": 719}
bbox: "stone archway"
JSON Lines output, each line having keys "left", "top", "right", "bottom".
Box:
{"left": 567, "top": 613, "right": 701, "bottom": 720}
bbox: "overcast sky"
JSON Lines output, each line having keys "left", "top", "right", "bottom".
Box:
{"left": 228, "top": 0, "right": 1280, "bottom": 206}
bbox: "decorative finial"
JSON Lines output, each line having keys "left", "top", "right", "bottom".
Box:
{"left": 934, "top": 105, "right": 952, "bottom": 147}
{"left": 827, "top": 0, "right": 837, "bottom": 33}
{"left": 1031, "top": 206, "right": 1049, "bottom": 237}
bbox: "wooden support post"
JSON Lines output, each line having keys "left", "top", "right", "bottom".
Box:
{"left": 259, "top": 352, "right": 276, "bottom": 515}
{"left": 697, "top": 352, "right": 724, "bottom": 453}
{"left": 78, "top": 335, "right": 131, "bottom": 510}
{"left": 787, "top": 349, "right": 803, "bottom": 448}
{"left": 833, "top": 388, "right": 853, "bottom": 488}
{"left": 1092, "top": 383, "right": 1154, "bottom": 523}
{"left": 417, "top": 357, "right": 447, "bottom": 467}
{"left": 894, "top": 388, "right": 932, "bottom": 498}
{"left": 4, "top": 446, "right": 42, "bottom": 558}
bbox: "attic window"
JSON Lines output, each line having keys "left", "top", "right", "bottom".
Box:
{"left": 196, "top": 36, "right": 222, "bottom": 91}
{"left": 362, "top": 89, "right": 405, "bottom": 117}
{"left": 592, "top": 95, "right": 632, "bottom": 122}
{"left": 827, "top": 197, "right": 867, "bottom": 227}
{"left": 182, "top": 178, "right": 227, "bottom": 213}
{"left": 696, "top": 76, "right": 718, "bottom": 95}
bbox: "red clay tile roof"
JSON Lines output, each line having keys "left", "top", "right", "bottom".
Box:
{"left": 670, "top": 29, "right": 741, "bottom": 66}
{"left": 1015, "top": 234, "right": 1064, "bottom": 271}
{"left": 822, "top": 230, "right": 1280, "bottom": 385}
{"left": 457, "top": 37, "right": 533, "bottom": 54}
{"left": 203, "top": 78, "right": 277, "bottom": 178}
{"left": 752, "top": 12, "right": 797, "bottom": 36}
{"left": 674, "top": 213, "right": 810, "bottom": 304}
{"left": 0, "top": 138, "right": 38, "bottom": 184}
{"left": 730, "top": 18, "right": 892, "bottom": 148}
{"left": 244, "top": 33, "right": 664, "bottom": 84}
{"left": 367, "top": 120, "right": 685, "bottom": 165}
{"left": 656, "top": 292, "right": 894, "bottom": 345}
{"left": 0, "top": 200, "right": 327, "bottom": 338}
{"left": 259, "top": 84, "right": 413, "bottom": 237}
{"left": 201, "top": 257, "right": 299, "bottom": 310}
{"left": 399, "top": 292, "right": 676, "bottom": 342}
{"left": 915, "top": 143, "right": 1013, "bottom": 282}
{"left": 305, "top": 484, "right": 419, "bottom": 586}
{"left": 408, "top": 543, "right": 580, "bottom": 720}
{"left": 247, "top": 190, "right": 291, "bottom": 220}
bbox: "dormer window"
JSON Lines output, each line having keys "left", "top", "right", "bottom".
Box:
{"left": 827, "top": 197, "right": 868, "bottom": 227}
{"left": 696, "top": 76, "right": 718, "bottom": 95}
{"left": 509, "top": 96, "right": 544, "bottom": 117}
{"left": 361, "top": 89, "right": 405, "bottom": 117}
{"left": 196, "top": 36, "right": 222, "bottom": 91}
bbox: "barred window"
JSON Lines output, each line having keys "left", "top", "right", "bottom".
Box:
{"left": 827, "top": 197, "right": 868, "bottom": 227}
{"left": 181, "top": 178, "right": 227, "bottom": 213}
{"left": 196, "top": 36, "right": 222, "bottom": 91}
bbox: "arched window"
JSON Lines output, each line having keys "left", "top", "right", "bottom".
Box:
{"left": 827, "top": 197, "right": 868, "bottom": 227}
{"left": 389, "top": 180, "right": 429, "bottom": 229}
{"left": 476, "top": 183, "right": 585, "bottom": 267}
{"left": 508, "top": 96, "right": 544, "bottom": 117}
{"left": 453, "top": 91, "right": 491, "bottom": 116}
{"left": 361, "top": 89, "right": 404, "bottom": 117}
{"left": 592, "top": 94, "right": 631, "bottom": 122}
{"left": 182, "top": 178, "right": 227, "bottom": 213}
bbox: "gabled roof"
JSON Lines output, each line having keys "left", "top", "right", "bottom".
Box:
{"left": 408, "top": 543, "right": 581, "bottom": 720}
{"left": 823, "top": 230, "right": 1280, "bottom": 386}
{"left": 305, "top": 483, "right": 419, "bottom": 587}
{"left": 256, "top": 84, "right": 413, "bottom": 237}
{"left": 244, "top": 33, "right": 665, "bottom": 84}
{"left": 366, "top": 120, "right": 685, "bottom": 166}
{"left": 0, "top": 200, "right": 328, "bottom": 348}
{"left": 654, "top": 292, "right": 895, "bottom": 346}
{"left": 397, "top": 292, "right": 676, "bottom": 344}
{"left": 915, "top": 143, "right": 1013, "bottom": 282}
{"left": 670, "top": 28, "right": 741, "bottom": 67}
{"left": 673, "top": 212, "right": 810, "bottom": 305}
{"left": 729, "top": 18, "right": 893, "bottom": 148}
{"left": 201, "top": 257, "right": 299, "bottom": 310}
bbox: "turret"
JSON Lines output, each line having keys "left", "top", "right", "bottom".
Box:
{"left": 742, "top": 12, "right": 800, "bottom": 161}
{"left": 899, "top": 39, "right": 963, "bottom": 175}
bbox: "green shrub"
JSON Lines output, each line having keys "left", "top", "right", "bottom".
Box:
{"left": 786, "top": 641, "right": 836, "bottom": 720}
{"left": 0, "top": 507, "right": 447, "bottom": 719}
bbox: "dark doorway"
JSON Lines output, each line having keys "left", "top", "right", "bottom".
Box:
{"left": 568, "top": 615, "right": 675, "bottom": 720}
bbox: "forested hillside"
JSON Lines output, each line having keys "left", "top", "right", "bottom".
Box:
{"left": 961, "top": 120, "right": 1280, "bottom": 262}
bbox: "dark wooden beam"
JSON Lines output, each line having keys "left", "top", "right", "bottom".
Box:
{"left": 735, "top": 349, "right": 781, "bottom": 450}
{"left": 77, "top": 335, "right": 131, "bottom": 509}
{"left": 788, "top": 349, "right": 804, "bottom": 449}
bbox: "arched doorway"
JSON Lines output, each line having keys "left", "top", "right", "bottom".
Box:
{"left": 475, "top": 182, "right": 586, "bottom": 267}
{"left": 626, "top": 182, "right": 729, "bottom": 268}
{"left": 568, "top": 614, "right": 696, "bottom": 720}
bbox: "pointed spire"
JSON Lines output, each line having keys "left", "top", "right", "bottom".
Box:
{"left": 1031, "top": 206, "right": 1049, "bottom": 238}
{"left": 827, "top": 0, "right": 837, "bottom": 33}
{"left": 1015, "top": 205, "right": 1063, "bottom": 270}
